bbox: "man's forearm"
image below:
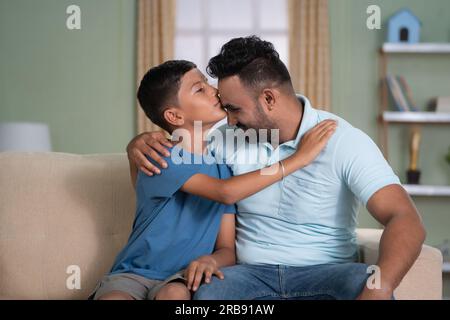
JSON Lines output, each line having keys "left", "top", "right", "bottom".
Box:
{"left": 376, "top": 214, "right": 426, "bottom": 291}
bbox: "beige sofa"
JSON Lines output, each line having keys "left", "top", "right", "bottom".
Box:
{"left": 0, "top": 152, "right": 443, "bottom": 299}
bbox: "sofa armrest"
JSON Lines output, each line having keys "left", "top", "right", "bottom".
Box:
{"left": 356, "top": 228, "right": 443, "bottom": 300}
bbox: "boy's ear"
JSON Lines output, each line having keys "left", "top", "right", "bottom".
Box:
{"left": 163, "top": 107, "right": 185, "bottom": 127}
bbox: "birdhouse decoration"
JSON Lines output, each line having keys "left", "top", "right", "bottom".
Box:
{"left": 387, "top": 9, "right": 421, "bottom": 43}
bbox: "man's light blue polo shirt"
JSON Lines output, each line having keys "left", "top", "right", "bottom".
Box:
{"left": 208, "top": 95, "right": 400, "bottom": 266}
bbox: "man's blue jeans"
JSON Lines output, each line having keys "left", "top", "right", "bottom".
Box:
{"left": 194, "top": 262, "right": 370, "bottom": 300}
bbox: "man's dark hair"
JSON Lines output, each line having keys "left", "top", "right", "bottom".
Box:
{"left": 207, "top": 36, "right": 292, "bottom": 96}
{"left": 137, "top": 60, "right": 196, "bottom": 132}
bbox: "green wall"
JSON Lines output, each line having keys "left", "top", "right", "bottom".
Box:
{"left": 0, "top": 0, "right": 136, "bottom": 154}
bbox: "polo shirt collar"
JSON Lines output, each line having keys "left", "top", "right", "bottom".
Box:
{"left": 282, "top": 94, "right": 317, "bottom": 150}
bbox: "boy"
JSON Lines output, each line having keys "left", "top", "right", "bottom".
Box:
{"left": 91, "top": 60, "right": 336, "bottom": 300}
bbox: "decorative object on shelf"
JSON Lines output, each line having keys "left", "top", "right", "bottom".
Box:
{"left": 385, "top": 75, "right": 418, "bottom": 111}
{"left": 428, "top": 96, "right": 450, "bottom": 112}
{"left": 0, "top": 122, "right": 52, "bottom": 152}
{"left": 427, "top": 97, "right": 438, "bottom": 111}
{"left": 387, "top": 8, "right": 421, "bottom": 44}
{"left": 436, "top": 96, "right": 450, "bottom": 113}
{"left": 407, "top": 127, "right": 421, "bottom": 184}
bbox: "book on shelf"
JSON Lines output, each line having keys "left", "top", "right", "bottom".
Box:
{"left": 398, "top": 76, "right": 419, "bottom": 111}
{"left": 385, "top": 75, "right": 418, "bottom": 112}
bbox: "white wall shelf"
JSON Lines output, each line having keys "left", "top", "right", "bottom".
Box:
{"left": 382, "top": 111, "right": 450, "bottom": 123}
{"left": 382, "top": 43, "right": 450, "bottom": 54}
{"left": 403, "top": 185, "right": 450, "bottom": 197}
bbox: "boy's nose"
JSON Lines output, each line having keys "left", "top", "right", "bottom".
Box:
{"left": 207, "top": 84, "right": 218, "bottom": 96}
{"left": 227, "top": 114, "right": 238, "bottom": 126}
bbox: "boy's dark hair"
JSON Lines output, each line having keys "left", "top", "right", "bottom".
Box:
{"left": 137, "top": 60, "right": 196, "bottom": 132}
{"left": 206, "top": 36, "right": 292, "bottom": 96}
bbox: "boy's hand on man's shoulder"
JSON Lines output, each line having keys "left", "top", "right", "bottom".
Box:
{"left": 184, "top": 255, "right": 224, "bottom": 292}
{"left": 295, "top": 119, "right": 337, "bottom": 167}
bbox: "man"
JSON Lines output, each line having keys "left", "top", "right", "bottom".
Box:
{"left": 127, "top": 36, "right": 426, "bottom": 300}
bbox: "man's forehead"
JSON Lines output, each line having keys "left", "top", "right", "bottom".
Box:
{"left": 218, "top": 75, "right": 242, "bottom": 88}
{"left": 218, "top": 76, "right": 245, "bottom": 102}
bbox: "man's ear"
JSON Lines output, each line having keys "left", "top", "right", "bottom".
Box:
{"left": 163, "top": 107, "right": 185, "bottom": 127}
{"left": 259, "top": 89, "right": 277, "bottom": 111}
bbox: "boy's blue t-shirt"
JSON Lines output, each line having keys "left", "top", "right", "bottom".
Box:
{"left": 110, "top": 147, "right": 236, "bottom": 280}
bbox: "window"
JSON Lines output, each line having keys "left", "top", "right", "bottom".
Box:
{"left": 175, "top": 0, "right": 289, "bottom": 83}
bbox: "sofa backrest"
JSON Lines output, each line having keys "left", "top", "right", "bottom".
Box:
{"left": 0, "top": 152, "right": 135, "bottom": 299}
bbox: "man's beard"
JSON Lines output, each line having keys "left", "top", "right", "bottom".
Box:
{"left": 254, "top": 101, "right": 277, "bottom": 143}
{"left": 236, "top": 101, "right": 277, "bottom": 143}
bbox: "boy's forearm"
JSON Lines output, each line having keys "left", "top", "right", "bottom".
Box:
{"left": 210, "top": 247, "right": 236, "bottom": 268}
{"left": 221, "top": 154, "right": 305, "bottom": 204}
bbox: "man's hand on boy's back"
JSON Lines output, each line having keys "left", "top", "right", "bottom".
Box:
{"left": 126, "top": 131, "right": 174, "bottom": 176}
{"left": 184, "top": 255, "right": 224, "bottom": 292}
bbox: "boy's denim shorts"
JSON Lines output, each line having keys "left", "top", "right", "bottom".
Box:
{"left": 89, "top": 271, "right": 186, "bottom": 300}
